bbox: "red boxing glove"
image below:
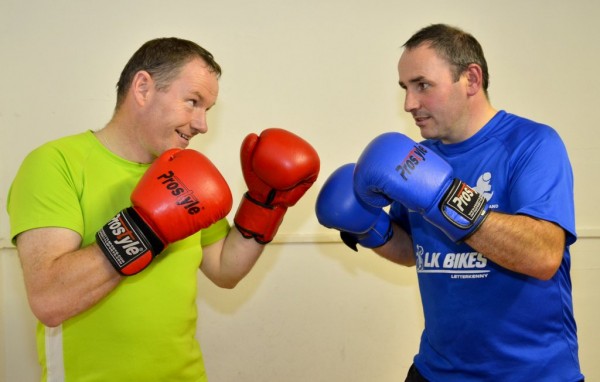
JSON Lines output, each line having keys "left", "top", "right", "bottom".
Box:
{"left": 96, "top": 149, "right": 233, "bottom": 275}
{"left": 234, "top": 128, "right": 320, "bottom": 243}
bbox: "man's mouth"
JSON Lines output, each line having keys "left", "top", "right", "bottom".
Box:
{"left": 177, "top": 131, "right": 191, "bottom": 141}
{"left": 413, "top": 115, "right": 430, "bottom": 127}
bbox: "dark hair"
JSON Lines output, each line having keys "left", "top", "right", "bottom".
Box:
{"left": 403, "top": 24, "right": 489, "bottom": 96}
{"left": 115, "top": 37, "right": 221, "bottom": 109}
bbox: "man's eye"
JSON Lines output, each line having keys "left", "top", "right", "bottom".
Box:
{"left": 418, "top": 83, "right": 430, "bottom": 90}
{"left": 188, "top": 99, "right": 197, "bottom": 107}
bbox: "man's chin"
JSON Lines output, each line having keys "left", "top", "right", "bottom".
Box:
{"left": 417, "top": 126, "right": 436, "bottom": 140}
{"left": 174, "top": 139, "right": 190, "bottom": 150}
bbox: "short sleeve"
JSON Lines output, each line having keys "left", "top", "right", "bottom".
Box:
{"left": 200, "top": 218, "right": 230, "bottom": 247}
{"left": 7, "top": 144, "right": 84, "bottom": 244}
{"left": 509, "top": 128, "right": 576, "bottom": 245}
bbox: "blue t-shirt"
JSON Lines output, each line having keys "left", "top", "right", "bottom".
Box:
{"left": 391, "top": 111, "right": 583, "bottom": 381}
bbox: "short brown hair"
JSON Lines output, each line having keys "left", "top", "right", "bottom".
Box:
{"left": 403, "top": 24, "right": 489, "bottom": 96}
{"left": 115, "top": 37, "right": 221, "bottom": 109}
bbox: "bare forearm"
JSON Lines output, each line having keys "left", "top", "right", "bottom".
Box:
{"left": 42, "top": 246, "right": 121, "bottom": 325}
{"left": 466, "top": 211, "right": 565, "bottom": 280}
{"left": 17, "top": 229, "right": 121, "bottom": 327}
{"left": 372, "top": 223, "right": 416, "bottom": 267}
{"left": 201, "top": 228, "right": 265, "bottom": 288}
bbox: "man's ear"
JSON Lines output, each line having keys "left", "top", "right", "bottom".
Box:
{"left": 464, "top": 64, "right": 484, "bottom": 97}
{"left": 131, "top": 70, "right": 153, "bottom": 106}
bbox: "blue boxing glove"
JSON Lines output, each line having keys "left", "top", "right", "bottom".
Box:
{"left": 316, "top": 163, "right": 393, "bottom": 251}
{"left": 354, "top": 132, "right": 488, "bottom": 242}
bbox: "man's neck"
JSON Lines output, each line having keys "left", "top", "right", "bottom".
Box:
{"left": 445, "top": 101, "right": 497, "bottom": 144}
{"left": 94, "top": 119, "right": 152, "bottom": 164}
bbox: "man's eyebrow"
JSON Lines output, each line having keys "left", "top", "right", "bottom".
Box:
{"left": 191, "top": 91, "right": 208, "bottom": 105}
{"left": 399, "top": 75, "right": 426, "bottom": 89}
{"left": 192, "top": 90, "right": 218, "bottom": 110}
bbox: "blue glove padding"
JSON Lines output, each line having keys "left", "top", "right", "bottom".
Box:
{"left": 354, "top": 132, "right": 488, "bottom": 242}
{"left": 316, "top": 163, "right": 393, "bottom": 251}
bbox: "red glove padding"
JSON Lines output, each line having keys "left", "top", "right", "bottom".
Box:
{"left": 96, "top": 148, "right": 233, "bottom": 275}
{"left": 234, "top": 128, "right": 320, "bottom": 243}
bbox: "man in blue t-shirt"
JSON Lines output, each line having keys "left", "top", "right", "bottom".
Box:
{"left": 316, "top": 24, "right": 583, "bottom": 381}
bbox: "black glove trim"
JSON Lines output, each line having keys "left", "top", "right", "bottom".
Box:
{"left": 244, "top": 192, "right": 276, "bottom": 210}
{"left": 340, "top": 231, "right": 359, "bottom": 252}
{"left": 96, "top": 207, "right": 164, "bottom": 275}
{"left": 439, "top": 179, "right": 488, "bottom": 230}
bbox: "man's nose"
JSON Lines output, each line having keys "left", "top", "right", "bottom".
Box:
{"left": 404, "top": 91, "right": 419, "bottom": 113}
{"left": 191, "top": 109, "right": 208, "bottom": 134}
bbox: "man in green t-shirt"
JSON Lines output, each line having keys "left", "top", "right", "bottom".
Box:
{"left": 7, "top": 37, "right": 320, "bottom": 381}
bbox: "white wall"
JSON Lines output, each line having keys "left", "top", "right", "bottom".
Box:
{"left": 2, "top": 0, "right": 599, "bottom": 381}
{"left": 3, "top": 240, "right": 600, "bottom": 381}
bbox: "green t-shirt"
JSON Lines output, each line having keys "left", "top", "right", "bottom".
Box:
{"left": 7, "top": 131, "right": 230, "bottom": 381}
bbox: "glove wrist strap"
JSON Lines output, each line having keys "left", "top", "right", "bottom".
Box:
{"left": 234, "top": 193, "right": 287, "bottom": 244}
{"left": 341, "top": 210, "right": 393, "bottom": 251}
{"left": 96, "top": 207, "right": 164, "bottom": 276}
{"left": 427, "top": 179, "right": 489, "bottom": 242}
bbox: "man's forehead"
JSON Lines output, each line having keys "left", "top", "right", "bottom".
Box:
{"left": 398, "top": 48, "right": 429, "bottom": 80}
{"left": 400, "top": 44, "right": 440, "bottom": 64}
{"left": 398, "top": 45, "right": 450, "bottom": 77}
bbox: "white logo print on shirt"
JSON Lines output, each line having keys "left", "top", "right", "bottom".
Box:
{"left": 473, "top": 172, "right": 494, "bottom": 201}
{"left": 415, "top": 244, "right": 489, "bottom": 278}
{"left": 415, "top": 172, "right": 494, "bottom": 279}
